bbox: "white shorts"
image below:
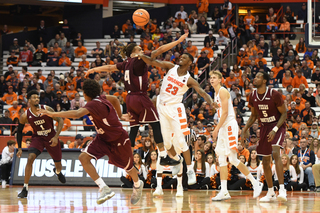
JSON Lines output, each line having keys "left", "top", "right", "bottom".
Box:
{"left": 215, "top": 119, "right": 238, "bottom": 156}
{"left": 157, "top": 102, "right": 190, "bottom": 154}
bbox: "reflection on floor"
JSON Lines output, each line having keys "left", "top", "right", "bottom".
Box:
{"left": 0, "top": 186, "right": 319, "bottom": 213}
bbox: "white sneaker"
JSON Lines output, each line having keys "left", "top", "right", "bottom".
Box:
{"left": 176, "top": 185, "right": 183, "bottom": 197}
{"left": 2, "top": 180, "right": 6, "bottom": 189}
{"left": 212, "top": 191, "right": 231, "bottom": 201}
{"left": 277, "top": 189, "right": 287, "bottom": 202}
{"left": 259, "top": 193, "right": 277, "bottom": 202}
{"left": 187, "top": 170, "right": 196, "bottom": 185}
{"left": 172, "top": 156, "right": 183, "bottom": 176}
{"left": 153, "top": 187, "right": 163, "bottom": 196}
{"left": 253, "top": 182, "right": 264, "bottom": 198}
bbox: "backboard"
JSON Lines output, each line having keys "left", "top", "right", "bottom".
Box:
{"left": 306, "top": 0, "right": 320, "bottom": 48}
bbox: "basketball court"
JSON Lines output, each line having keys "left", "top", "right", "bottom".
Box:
{"left": 0, "top": 186, "right": 319, "bottom": 213}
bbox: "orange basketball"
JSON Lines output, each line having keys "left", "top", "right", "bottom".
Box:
{"left": 132, "top": 9, "right": 150, "bottom": 26}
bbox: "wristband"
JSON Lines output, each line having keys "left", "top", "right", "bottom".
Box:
{"left": 272, "top": 126, "right": 279, "bottom": 133}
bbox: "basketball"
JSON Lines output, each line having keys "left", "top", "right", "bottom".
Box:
{"left": 132, "top": 9, "right": 150, "bottom": 26}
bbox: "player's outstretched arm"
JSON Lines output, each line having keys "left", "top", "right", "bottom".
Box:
{"left": 151, "top": 33, "right": 188, "bottom": 59}
{"left": 85, "top": 65, "right": 118, "bottom": 78}
{"left": 16, "top": 112, "right": 27, "bottom": 157}
{"left": 39, "top": 108, "right": 90, "bottom": 119}
{"left": 105, "top": 95, "right": 122, "bottom": 118}
{"left": 136, "top": 54, "right": 175, "bottom": 70}
{"left": 187, "top": 77, "right": 214, "bottom": 105}
{"left": 46, "top": 106, "right": 64, "bottom": 138}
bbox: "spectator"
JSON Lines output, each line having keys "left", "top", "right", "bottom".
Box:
{"left": 201, "top": 42, "right": 214, "bottom": 59}
{"left": 225, "top": 71, "right": 237, "bottom": 88}
{"left": 297, "top": 3, "right": 307, "bottom": 22}
{"left": 19, "top": 44, "right": 33, "bottom": 65}
{"left": 219, "top": 63, "right": 230, "bottom": 78}
{"left": 111, "top": 49, "right": 123, "bottom": 62}
{"left": 69, "top": 134, "right": 85, "bottom": 148}
{"left": 6, "top": 50, "right": 19, "bottom": 66}
{"left": 266, "top": 17, "right": 278, "bottom": 33}
{"left": 76, "top": 72, "right": 86, "bottom": 92}
{"left": 37, "top": 20, "right": 47, "bottom": 42}
{"left": 73, "top": 32, "right": 84, "bottom": 46}
{"left": 60, "top": 19, "right": 72, "bottom": 40}
{"left": 212, "top": 6, "right": 222, "bottom": 31}
{"left": 300, "top": 60, "right": 312, "bottom": 79}
{"left": 175, "top": 5, "right": 188, "bottom": 20}
{"left": 204, "top": 30, "right": 216, "bottom": 47}
{"left": 111, "top": 25, "right": 121, "bottom": 39}
{"left": 168, "top": 22, "right": 181, "bottom": 35}
{"left": 305, "top": 55, "right": 314, "bottom": 70}
{"left": 74, "top": 41, "right": 87, "bottom": 58}
{"left": 221, "top": 0, "right": 232, "bottom": 22}
{"left": 0, "top": 110, "right": 12, "bottom": 131}
{"left": 197, "top": 0, "right": 209, "bottom": 18}
{"left": 47, "top": 51, "right": 60, "bottom": 66}
{"left": 196, "top": 51, "right": 210, "bottom": 82}
{"left": 0, "top": 140, "right": 16, "bottom": 187}
{"left": 32, "top": 45, "right": 46, "bottom": 66}
{"left": 60, "top": 94, "right": 70, "bottom": 110}
{"left": 91, "top": 41, "right": 104, "bottom": 58}
{"left": 60, "top": 32, "right": 67, "bottom": 47}
{"left": 197, "top": 16, "right": 209, "bottom": 34}
{"left": 1, "top": 86, "right": 17, "bottom": 105}
{"left": 255, "top": 52, "right": 267, "bottom": 67}
{"left": 298, "top": 138, "right": 315, "bottom": 191}
{"left": 8, "top": 101, "right": 21, "bottom": 120}
{"left": 47, "top": 34, "right": 62, "bottom": 48}
{"left": 216, "top": 31, "right": 228, "bottom": 46}
{"left": 287, "top": 102, "right": 300, "bottom": 122}
{"left": 244, "top": 10, "right": 255, "bottom": 40}
{"left": 284, "top": 6, "right": 295, "bottom": 23}
{"left": 63, "top": 41, "right": 75, "bottom": 61}
{"left": 78, "top": 55, "right": 90, "bottom": 70}
{"left": 70, "top": 92, "right": 85, "bottom": 110}
{"left": 279, "top": 17, "right": 291, "bottom": 34}
{"left": 44, "top": 74, "right": 58, "bottom": 91}
{"left": 53, "top": 42, "right": 62, "bottom": 56}
{"left": 175, "top": 13, "right": 185, "bottom": 27}
{"left": 56, "top": 117, "right": 71, "bottom": 131}
{"left": 9, "top": 38, "right": 20, "bottom": 54}
{"left": 59, "top": 52, "right": 71, "bottom": 66}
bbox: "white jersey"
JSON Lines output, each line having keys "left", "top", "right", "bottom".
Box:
{"left": 159, "top": 65, "right": 190, "bottom": 105}
{"left": 214, "top": 87, "right": 235, "bottom": 126}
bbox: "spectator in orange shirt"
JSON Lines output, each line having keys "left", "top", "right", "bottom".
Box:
{"left": 244, "top": 9, "right": 255, "bottom": 40}
{"left": 218, "top": 23, "right": 229, "bottom": 37}
{"left": 8, "top": 101, "right": 21, "bottom": 120}
{"left": 102, "top": 78, "right": 113, "bottom": 94}
{"left": 279, "top": 17, "right": 291, "bottom": 33}
{"left": 78, "top": 55, "right": 90, "bottom": 70}
{"left": 240, "top": 56, "right": 251, "bottom": 68}
{"left": 68, "top": 134, "right": 85, "bottom": 149}
{"left": 1, "top": 86, "right": 17, "bottom": 105}
{"left": 74, "top": 41, "right": 87, "bottom": 58}
{"left": 225, "top": 71, "right": 237, "bottom": 88}
{"left": 139, "top": 40, "right": 148, "bottom": 52}
{"left": 53, "top": 42, "right": 62, "bottom": 56}
{"left": 271, "top": 61, "right": 284, "bottom": 78}
{"left": 255, "top": 52, "right": 267, "bottom": 67}
{"left": 305, "top": 55, "right": 314, "bottom": 69}
{"left": 186, "top": 40, "right": 198, "bottom": 58}
{"left": 282, "top": 70, "right": 293, "bottom": 88}
{"left": 201, "top": 42, "right": 214, "bottom": 59}
{"left": 293, "top": 70, "right": 308, "bottom": 88}
{"left": 66, "top": 84, "right": 77, "bottom": 100}
{"left": 266, "top": 17, "right": 278, "bottom": 32}
{"left": 196, "top": 0, "right": 209, "bottom": 18}
{"left": 122, "top": 19, "right": 131, "bottom": 34}
{"left": 174, "top": 13, "right": 185, "bottom": 27}
{"left": 59, "top": 51, "right": 71, "bottom": 66}
{"left": 143, "top": 35, "right": 154, "bottom": 45}
{"left": 7, "top": 50, "right": 19, "bottom": 66}
{"left": 113, "top": 86, "right": 127, "bottom": 102}
{"left": 55, "top": 117, "right": 71, "bottom": 131}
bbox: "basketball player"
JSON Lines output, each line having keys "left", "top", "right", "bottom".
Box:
{"left": 85, "top": 34, "right": 188, "bottom": 166}
{"left": 242, "top": 71, "right": 287, "bottom": 202}
{"left": 209, "top": 70, "right": 263, "bottom": 201}
{"left": 39, "top": 79, "right": 143, "bottom": 205}
{"left": 16, "top": 90, "right": 66, "bottom": 198}
{"left": 134, "top": 52, "right": 215, "bottom": 197}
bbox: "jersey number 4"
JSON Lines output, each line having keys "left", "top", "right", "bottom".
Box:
{"left": 165, "top": 83, "right": 178, "bottom": 95}
{"left": 124, "top": 70, "right": 130, "bottom": 85}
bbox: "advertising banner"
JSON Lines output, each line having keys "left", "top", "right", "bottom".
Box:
{"left": 11, "top": 149, "right": 124, "bottom": 186}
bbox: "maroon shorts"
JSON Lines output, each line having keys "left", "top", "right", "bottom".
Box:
{"left": 126, "top": 93, "right": 159, "bottom": 126}
{"left": 82, "top": 130, "right": 134, "bottom": 171}
{"left": 257, "top": 123, "right": 286, "bottom": 156}
{"left": 29, "top": 136, "right": 62, "bottom": 162}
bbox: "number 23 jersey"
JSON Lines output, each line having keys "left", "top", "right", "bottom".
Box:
{"left": 249, "top": 87, "right": 284, "bottom": 125}
{"left": 159, "top": 65, "right": 190, "bottom": 105}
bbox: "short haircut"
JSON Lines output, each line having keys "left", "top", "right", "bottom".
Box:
{"left": 209, "top": 70, "right": 223, "bottom": 79}
{"left": 183, "top": 53, "right": 194, "bottom": 63}
{"left": 199, "top": 135, "right": 207, "bottom": 142}
{"left": 83, "top": 79, "right": 101, "bottom": 99}
{"left": 26, "top": 138, "right": 31, "bottom": 142}
{"left": 27, "top": 90, "right": 39, "bottom": 100}
{"left": 7, "top": 140, "right": 16, "bottom": 146}
{"left": 259, "top": 71, "right": 270, "bottom": 82}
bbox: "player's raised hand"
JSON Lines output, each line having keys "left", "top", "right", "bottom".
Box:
{"left": 121, "top": 112, "right": 135, "bottom": 122}
{"left": 38, "top": 109, "right": 53, "bottom": 117}
{"left": 49, "top": 136, "right": 59, "bottom": 147}
{"left": 178, "top": 32, "right": 189, "bottom": 42}
{"left": 267, "top": 130, "right": 276, "bottom": 142}
{"left": 16, "top": 148, "right": 22, "bottom": 158}
{"left": 240, "top": 129, "right": 249, "bottom": 147}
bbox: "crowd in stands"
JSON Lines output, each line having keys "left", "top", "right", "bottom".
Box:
{"left": 0, "top": 3, "right": 320, "bottom": 191}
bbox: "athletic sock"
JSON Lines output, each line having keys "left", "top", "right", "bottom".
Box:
{"left": 23, "top": 183, "right": 28, "bottom": 191}
{"left": 187, "top": 165, "right": 193, "bottom": 173}
{"left": 173, "top": 154, "right": 180, "bottom": 161}
{"left": 268, "top": 187, "right": 275, "bottom": 196}
{"left": 279, "top": 184, "right": 285, "bottom": 191}
{"left": 159, "top": 150, "right": 167, "bottom": 157}
{"left": 246, "top": 173, "right": 257, "bottom": 185}
{"left": 221, "top": 180, "right": 228, "bottom": 193}
{"left": 134, "top": 181, "right": 140, "bottom": 188}
{"left": 94, "top": 177, "right": 106, "bottom": 190}
{"left": 157, "top": 177, "right": 162, "bottom": 188}
{"left": 177, "top": 176, "right": 182, "bottom": 187}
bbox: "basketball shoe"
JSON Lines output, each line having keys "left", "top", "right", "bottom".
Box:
{"left": 97, "top": 185, "right": 115, "bottom": 204}
{"left": 131, "top": 180, "right": 144, "bottom": 205}
{"left": 212, "top": 191, "right": 231, "bottom": 201}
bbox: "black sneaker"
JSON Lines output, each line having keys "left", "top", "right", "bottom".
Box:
{"left": 18, "top": 187, "right": 28, "bottom": 198}
{"left": 159, "top": 155, "right": 180, "bottom": 166}
{"left": 183, "top": 187, "right": 188, "bottom": 191}
{"left": 53, "top": 168, "right": 66, "bottom": 184}
{"left": 310, "top": 186, "right": 315, "bottom": 192}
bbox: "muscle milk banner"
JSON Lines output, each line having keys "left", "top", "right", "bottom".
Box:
{"left": 11, "top": 149, "right": 124, "bottom": 186}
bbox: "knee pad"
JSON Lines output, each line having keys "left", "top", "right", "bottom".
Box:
{"left": 229, "top": 151, "right": 240, "bottom": 167}
{"left": 150, "top": 122, "right": 164, "bottom": 144}
{"left": 129, "top": 126, "right": 139, "bottom": 147}
{"left": 219, "top": 155, "right": 228, "bottom": 167}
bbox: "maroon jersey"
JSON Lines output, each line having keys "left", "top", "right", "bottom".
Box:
{"left": 84, "top": 95, "right": 125, "bottom": 142}
{"left": 249, "top": 87, "right": 285, "bottom": 125}
{"left": 116, "top": 54, "right": 150, "bottom": 93}
{"left": 27, "top": 105, "right": 56, "bottom": 140}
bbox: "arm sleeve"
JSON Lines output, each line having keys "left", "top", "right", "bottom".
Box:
{"left": 290, "top": 165, "right": 297, "bottom": 182}
{"left": 17, "top": 123, "right": 25, "bottom": 148}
